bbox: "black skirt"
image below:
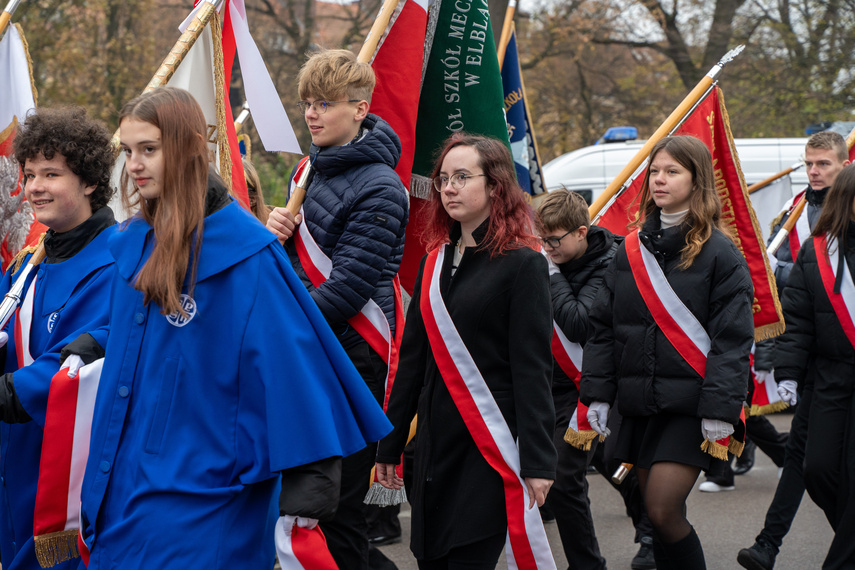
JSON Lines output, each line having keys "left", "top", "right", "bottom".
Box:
{"left": 614, "top": 413, "right": 712, "bottom": 471}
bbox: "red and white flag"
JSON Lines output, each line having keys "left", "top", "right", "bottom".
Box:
{"left": 33, "top": 357, "right": 103, "bottom": 568}
{"left": 552, "top": 325, "right": 600, "bottom": 450}
{"left": 365, "top": 0, "right": 428, "bottom": 295}
{"left": 595, "top": 86, "right": 784, "bottom": 340}
{"left": 275, "top": 515, "right": 338, "bottom": 570}
{"left": 0, "top": 23, "right": 45, "bottom": 269}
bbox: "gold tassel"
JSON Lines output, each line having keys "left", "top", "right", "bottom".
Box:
{"left": 7, "top": 232, "right": 45, "bottom": 275}
{"left": 34, "top": 530, "right": 80, "bottom": 568}
{"left": 563, "top": 426, "right": 600, "bottom": 451}
{"left": 749, "top": 400, "right": 790, "bottom": 416}
{"left": 728, "top": 437, "right": 745, "bottom": 458}
{"left": 700, "top": 439, "right": 729, "bottom": 461}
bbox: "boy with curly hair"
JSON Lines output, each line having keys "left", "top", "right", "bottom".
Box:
{"left": 0, "top": 107, "right": 116, "bottom": 570}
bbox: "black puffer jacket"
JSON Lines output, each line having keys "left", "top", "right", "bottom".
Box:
{"left": 580, "top": 216, "right": 754, "bottom": 424}
{"left": 754, "top": 186, "right": 828, "bottom": 372}
{"left": 285, "top": 114, "right": 409, "bottom": 349}
{"left": 551, "top": 225, "right": 622, "bottom": 387}
{"left": 774, "top": 226, "right": 855, "bottom": 386}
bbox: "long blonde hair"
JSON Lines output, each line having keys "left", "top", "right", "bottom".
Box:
{"left": 119, "top": 87, "right": 208, "bottom": 316}
{"left": 633, "top": 136, "right": 726, "bottom": 269}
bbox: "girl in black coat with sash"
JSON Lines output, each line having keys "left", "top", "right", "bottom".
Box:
{"left": 581, "top": 136, "right": 754, "bottom": 569}
{"left": 777, "top": 164, "right": 855, "bottom": 569}
{"left": 375, "top": 134, "right": 556, "bottom": 570}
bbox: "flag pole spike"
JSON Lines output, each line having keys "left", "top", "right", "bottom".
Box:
{"left": 110, "top": 0, "right": 225, "bottom": 150}
{"left": 589, "top": 45, "right": 746, "bottom": 221}
{"left": 0, "top": 0, "right": 23, "bottom": 38}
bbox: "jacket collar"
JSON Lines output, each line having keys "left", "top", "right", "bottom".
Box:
{"left": 110, "top": 200, "right": 275, "bottom": 284}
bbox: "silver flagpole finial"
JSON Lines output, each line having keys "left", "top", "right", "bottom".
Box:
{"left": 718, "top": 45, "right": 745, "bottom": 66}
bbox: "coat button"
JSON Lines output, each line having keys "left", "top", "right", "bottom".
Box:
{"left": 118, "top": 386, "right": 130, "bottom": 398}
{"left": 134, "top": 313, "right": 145, "bottom": 325}
{"left": 100, "top": 461, "right": 111, "bottom": 473}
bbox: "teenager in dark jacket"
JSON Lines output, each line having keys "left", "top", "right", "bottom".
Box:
{"left": 375, "top": 134, "right": 556, "bottom": 569}
{"left": 582, "top": 135, "right": 755, "bottom": 569}
{"left": 738, "top": 130, "right": 851, "bottom": 570}
{"left": 769, "top": 164, "right": 855, "bottom": 568}
{"left": 536, "top": 189, "right": 654, "bottom": 570}
{"left": 265, "top": 50, "right": 408, "bottom": 569}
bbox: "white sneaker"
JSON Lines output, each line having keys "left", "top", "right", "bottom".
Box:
{"left": 698, "top": 480, "right": 735, "bottom": 492}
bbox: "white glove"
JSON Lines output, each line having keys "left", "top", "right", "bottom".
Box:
{"left": 586, "top": 402, "right": 611, "bottom": 437}
{"left": 0, "top": 332, "right": 7, "bottom": 349}
{"left": 753, "top": 369, "right": 774, "bottom": 385}
{"left": 60, "top": 354, "right": 84, "bottom": 379}
{"left": 777, "top": 380, "right": 798, "bottom": 406}
{"left": 701, "top": 418, "right": 734, "bottom": 442}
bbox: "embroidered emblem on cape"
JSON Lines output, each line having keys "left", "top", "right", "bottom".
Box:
{"left": 47, "top": 312, "right": 59, "bottom": 333}
{"left": 166, "top": 294, "right": 196, "bottom": 327}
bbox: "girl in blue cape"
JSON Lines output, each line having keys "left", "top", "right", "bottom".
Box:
{"left": 76, "top": 87, "right": 391, "bottom": 569}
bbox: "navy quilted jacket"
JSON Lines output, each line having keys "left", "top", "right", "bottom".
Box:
{"left": 286, "top": 114, "right": 409, "bottom": 350}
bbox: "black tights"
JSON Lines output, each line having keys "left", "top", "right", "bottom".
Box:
{"left": 637, "top": 461, "right": 700, "bottom": 544}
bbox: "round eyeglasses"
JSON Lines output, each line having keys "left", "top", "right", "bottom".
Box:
{"left": 539, "top": 229, "right": 574, "bottom": 249}
{"left": 433, "top": 173, "right": 488, "bottom": 192}
{"left": 297, "top": 100, "right": 361, "bottom": 114}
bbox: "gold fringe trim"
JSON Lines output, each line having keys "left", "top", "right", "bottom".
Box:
{"left": 717, "top": 89, "right": 786, "bottom": 341}
{"left": 211, "top": 13, "right": 232, "bottom": 195}
{"left": 34, "top": 530, "right": 80, "bottom": 568}
{"left": 729, "top": 438, "right": 745, "bottom": 458}
{"left": 700, "top": 439, "right": 729, "bottom": 461}
{"left": 700, "top": 435, "right": 745, "bottom": 460}
{"left": 563, "top": 426, "right": 600, "bottom": 451}
{"left": 14, "top": 23, "right": 39, "bottom": 107}
{"left": 749, "top": 399, "right": 790, "bottom": 416}
{"left": 8, "top": 232, "right": 45, "bottom": 275}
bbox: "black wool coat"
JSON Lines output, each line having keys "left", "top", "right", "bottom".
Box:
{"left": 376, "top": 221, "right": 556, "bottom": 560}
{"left": 580, "top": 216, "right": 754, "bottom": 425}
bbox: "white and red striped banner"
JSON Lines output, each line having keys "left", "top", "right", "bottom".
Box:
{"left": 551, "top": 325, "right": 597, "bottom": 448}
{"left": 34, "top": 357, "right": 103, "bottom": 567}
{"left": 815, "top": 234, "right": 855, "bottom": 350}
{"left": 293, "top": 209, "right": 403, "bottom": 408}
{"left": 421, "top": 247, "right": 555, "bottom": 570}
{"left": 275, "top": 515, "right": 337, "bottom": 570}
{"left": 13, "top": 275, "right": 36, "bottom": 367}
{"left": 786, "top": 191, "right": 810, "bottom": 261}
{"left": 625, "top": 230, "right": 710, "bottom": 377}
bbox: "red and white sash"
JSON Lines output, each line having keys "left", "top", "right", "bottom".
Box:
{"left": 625, "top": 231, "right": 710, "bottom": 377}
{"left": 785, "top": 191, "right": 810, "bottom": 260}
{"left": 14, "top": 275, "right": 37, "bottom": 367}
{"left": 625, "top": 231, "right": 745, "bottom": 459}
{"left": 552, "top": 325, "right": 598, "bottom": 450}
{"left": 815, "top": 234, "right": 855, "bottom": 350}
{"left": 275, "top": 516, "right": 338, "bottom": 570}
{"left": 420, "top": 247, "right": 556, "bottom": 570}
{"left": 34, "top": 358, "right": 103, "bottom": 568}
{"left": 289, "top": 160, "right": 404, "bottom": 408}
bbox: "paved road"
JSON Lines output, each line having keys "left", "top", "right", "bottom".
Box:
{"left": 375, "top": 411, "right": 833, "bottom": 569}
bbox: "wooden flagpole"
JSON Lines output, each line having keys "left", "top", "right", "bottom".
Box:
{"left": 282, "top": 0, "right": 402, "bottom": 219}
{"left": 589, "top": 45, "right": 745, "bottom": 219}
{"left": 496, "top": 0, "right": 516, "bottom": 70}
{"left": 0, "top": 0, "right": 22, "bottom": 38}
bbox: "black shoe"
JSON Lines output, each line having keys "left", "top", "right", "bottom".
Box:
{"left": 631, "top": 536, "right": 656, "bottom": 570}
{"left": 737, "top": 540, "right": 777, "bottom": 570}
{"left": 368, "top": 534, "right": 402, "bottom": 546}
{"left": 734, "top": 440, "right": 756, "bottom": 475}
